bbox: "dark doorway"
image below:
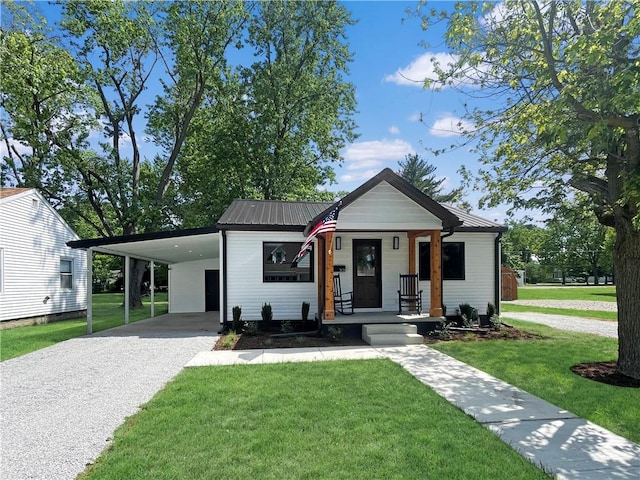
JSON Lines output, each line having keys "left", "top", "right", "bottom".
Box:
{"left": 205, "top": 270, "right": 220, "bottom": 311}
{"left": 352, "top": 239, "right": 382, "bottom": 308}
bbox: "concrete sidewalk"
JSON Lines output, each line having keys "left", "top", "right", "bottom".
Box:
{"left": 187, "top": 346, "right": 640, "bottom": 480}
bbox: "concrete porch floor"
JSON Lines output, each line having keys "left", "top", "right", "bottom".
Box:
{"left": 319, "top": 311, "right": 443, "bottom": 325}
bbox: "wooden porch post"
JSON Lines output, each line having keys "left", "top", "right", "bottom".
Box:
{"left": 317, "top": 235, "right": 325, "bottom": 319}
{"left": 323, "top": 232, "right": 335, "bottom": 320}
{"left": 429, "top": 230, "right": 443, "bottom": 317}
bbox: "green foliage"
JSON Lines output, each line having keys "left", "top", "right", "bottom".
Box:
{"left": 243, "top": 321, "right": 260, "bottom": 337}
{"left": 261, "top": 303, "right": 273, "bottom": 330}
{"left": 220, "top": 331, "right": 237, "bottom": 349}
{"left": 397, "top": 153, "right": 464, "bottom": 204}
{"left": 280, "top": 320, "right": 294, "bottom": 334}
{"left": 301, "top": 301, "right": 310, "bottom": 323}
{"left": 326, "top": 326, "right": 343, "bottom": 342}
{"left": 486, "top": 302, "right": 496, "bottom": 319}
{"left": 232, "top": 306, "right": 242, "bottom": 333}
{"left": 489, "top": 314, "right": 502, "bottom": 331}
{"left": 459, "top": 303, "right": 478, "bottom": 327}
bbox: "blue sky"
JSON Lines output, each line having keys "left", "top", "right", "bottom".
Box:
{"left": 336, "top": 1, "right": 504, "bottom": 220}
{"left": 3, "top": 1, "right": 512, "bottom": 223}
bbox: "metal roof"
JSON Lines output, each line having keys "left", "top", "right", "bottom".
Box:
{"left": 443, "top": 203, "right": 507, "bottom": 232}
{"left": 217, "top": 199, "right": 333, "bottom": 231}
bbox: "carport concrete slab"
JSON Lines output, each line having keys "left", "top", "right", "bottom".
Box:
{"left": 487, "top": 418, "right": 640, "bottom": 480}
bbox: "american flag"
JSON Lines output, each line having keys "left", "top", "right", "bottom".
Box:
{"left": 291, "top": 205, "right": 340, "bottom": 268}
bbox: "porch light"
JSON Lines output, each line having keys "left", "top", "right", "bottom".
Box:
{"left": 335, "top": 236, "right": 342, "bottom": 250}
{"left": 393, "top": 236, "right": 400, "bottom": 250}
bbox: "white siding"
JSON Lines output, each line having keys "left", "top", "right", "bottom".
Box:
{"left": 169, "top": 258, "right": 218, "bottom": 313}
{"left": 415, "top": 232, "right": 499, "bottom": 315}
{"left": 339, "top": 182, "right": 443, "bottom": 230}
{"left": 0, "top": 190, "right": 87, "bottom": 322}
{"left": 225, "top": 231, "right": 318, "bottom": 321}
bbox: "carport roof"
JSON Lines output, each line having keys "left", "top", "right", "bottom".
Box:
{"left": 67, "top": 226, "right": 219, "bottom": 264}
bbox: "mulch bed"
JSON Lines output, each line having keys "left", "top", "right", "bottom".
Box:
{"left": 570, "top": 362, "right": 640, "bottom": 388}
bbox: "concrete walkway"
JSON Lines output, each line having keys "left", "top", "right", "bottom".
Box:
{"left": 502, "top": 312, "right": 618, "bottom": 338}
{"left": 188, "top": 346, "right": 640, "bottom": 480}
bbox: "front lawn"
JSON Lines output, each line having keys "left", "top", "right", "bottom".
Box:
{"left": 432, "top": 319, "right": 640, "bottom": 444}
{"left": 501, "top": 303, "right": 617, "bottom": 321}
{"left": 517, "top": 285, "right": 616, "bottom": 301}
{"left": 0, "top": 293, "right": 168, "bottom": 361}
{"left": 79, "top": 360, "right": 550, "bottom": 480}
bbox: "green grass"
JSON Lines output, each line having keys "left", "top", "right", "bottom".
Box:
{"left": 433, "top": 320, "right": 640, "bottom": 444}
{"left": 517, "top": 285, "right": 616, "bottom": 301}
{"left": 79, "top": 360, "right": 550, "bottom": 480}
{"left": 0, "top": 293, "right": 168, "bottom": 361}
{"left": 501, "top": 303, "right": 618, "bottom": 321}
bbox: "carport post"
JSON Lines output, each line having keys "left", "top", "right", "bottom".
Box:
{"left": 86, "top": 248, "right": 93, "bottom": 334}
{"left": 150, "top": 261, "right": 155, "bottom": 318}
{"left": 124, "top": 255, "right": 130, "bottom": 325}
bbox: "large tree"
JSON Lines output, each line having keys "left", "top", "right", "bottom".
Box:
{"left": 175, "top": 0, "right": 357, "bottom": 227}
{"left": 397, "top": 153, "right": 464, "bottom": 203}
{"left": 418, "top": 1, "right": 640, "bottom": 377}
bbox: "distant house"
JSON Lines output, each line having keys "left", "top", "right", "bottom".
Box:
{"left": 0, "top": 188, "right": 87, "bottom": 324}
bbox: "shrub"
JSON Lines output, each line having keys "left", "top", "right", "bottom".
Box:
{"left": 232, "top": 306, "right": 242, "bottom": 333}
{"left": 244, "top": 321, "right": 260, "bottom": 336}
{"left": 327, "top": 326, "right": 343, "bottom": 342}
{"left": 459, "top": 303, "right": 478, "bottom": 327}
{"left": 221, "top": 332, "right": 237, "bottom": 349}
{"left": 487, "top": 302, "right": 497, "bottom": 318}
{"left": 261, "top": 303, "right": 273, "bottom": 330}
{"left": 489, "top": 314, "right": 502, "bottom": 331}
{"left": 301, "top": 302, "right": 310, "bottom": 323}
{"left": 430, "top": 320, "right": 453, "bottom": 340}
{"left": 280, "top": 320, "right": 294, "bottom": 334}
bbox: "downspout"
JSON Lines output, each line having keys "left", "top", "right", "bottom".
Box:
{"left": 221, "top": 229, "right": 229, "bottom": 332}
{"left": 495, "top": 232, "right": 503, "bottom": 315}
{"left": 440, "top": 229, "right": 455, "bottom": 315}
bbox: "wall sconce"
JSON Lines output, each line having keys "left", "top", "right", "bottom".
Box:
{"left": 393, "top": 236, "right": 400, "bottom": 250}
{"left": 335, "top": 236, "right": 342, "bottom": 250}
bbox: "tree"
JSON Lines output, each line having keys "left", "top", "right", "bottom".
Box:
{"left": 175, "top": 0, "right": 357, "bottom": 225}
{"left": 397, "top": 153, "right": 464, "bottom": 203}
{"left": 418, "top": 1, "right": 640, "bottom": 377}
{"left": 501, "top": 219, "right": 546, "bottom": 282}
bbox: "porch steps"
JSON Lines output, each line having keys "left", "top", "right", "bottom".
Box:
{"left": 362, "top": 323, "right": 423, "bottom": 346}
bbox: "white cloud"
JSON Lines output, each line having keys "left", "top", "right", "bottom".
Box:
{"left": 340, "top": 138, "right": 415, "bottom": 183}
{"left": 0, "top": 138, "right": 32, "bottom": 159}
{"left": 429, "top": 114, "right": 474, "bottom": 138}
{"left": 389, "top": 125, "right": 400, "bottom": 135}
{"left": 385, "top": 51, "right": 489, "bottom": 90}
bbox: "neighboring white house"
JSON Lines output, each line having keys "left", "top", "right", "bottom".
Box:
{"left": 0, "top": 188, "right": 87, "bottom": 323}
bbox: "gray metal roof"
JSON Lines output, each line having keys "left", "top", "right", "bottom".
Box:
{"left": 443, "top": 203, "right": 506, "bottom": 232}
{"left": 217, "top": 199, "right": 333, "bottom": 231}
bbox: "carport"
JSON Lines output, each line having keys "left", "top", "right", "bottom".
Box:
{"left": 68, "top": 227, "right": 220, "bottom": 333}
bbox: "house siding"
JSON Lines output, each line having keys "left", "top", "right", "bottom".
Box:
{"left": 339, "top": 182, "right": 443, "bottom": 231}
{"left": 169, "top": 258, "right": 219, "bottom": 313}
{"left": 0, "top": 190, "right": 87, "bottom": 322}
{"left": 225, "top": 231, "right": 318, "bottom": 321}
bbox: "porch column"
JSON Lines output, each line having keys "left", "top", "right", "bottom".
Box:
{"left": 429, "top": 230, "right": 443, "bottom": 317}
{"left": 124, "top": 255, "right": 130, "bottom": 325}
{"left": 317, "top": 236, "right": 325, "bottom": 319}
{"left": 323, "top": 232, "right": 335, "bottom": 320}
{"left": 150, "top": 260, "right": 155, "bottom": 318}
{"left": 86, "top": 248, "right": 93, "bottom": 334}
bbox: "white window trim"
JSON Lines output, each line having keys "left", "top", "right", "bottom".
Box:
{"left": 60, "top": 257, "right": 74, "bottom": 290}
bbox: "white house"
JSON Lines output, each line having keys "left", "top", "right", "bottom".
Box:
{"left": 69, "top": 169, "right": 505, "bottom": 332}
{"left": 0, "top": 188, "right": 87, "bottom": 323}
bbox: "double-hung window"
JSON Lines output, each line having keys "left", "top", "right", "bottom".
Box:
{"left": 60, "top": 258, "right": 73, "bottom": 289}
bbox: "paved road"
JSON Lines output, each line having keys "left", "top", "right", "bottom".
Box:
{"left": 502, "top": 312, "right": 618, "bottom": 338}
{"left": 0, "top": 313, "right": 219, "bottom": 480}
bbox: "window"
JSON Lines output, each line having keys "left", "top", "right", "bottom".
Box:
{"left": 60, "top": 258, "right": 73, "bottom": 289}
{"left": 419, "top": 242, "right": 465, "bottom": 280}
{"left": 263, "top": 242, "right": 313, "bottom": 282}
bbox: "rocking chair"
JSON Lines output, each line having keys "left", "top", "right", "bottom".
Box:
{"left": 398, "top": 274, "right": 422, "bottom": 314}
{"left": 333, "top": 274, "right": 354, "bottom": 315}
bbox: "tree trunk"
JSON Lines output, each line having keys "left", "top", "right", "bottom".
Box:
{"left": 128, "top": 259, "right": 146, "bottom": 309}
{"left": 614, "top": 221, "right": 640, "bottom": 379}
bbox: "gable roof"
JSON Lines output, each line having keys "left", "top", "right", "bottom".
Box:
{"left": 304, "top": 168, "right": 462, "bottom": 235}
{"left": 217, "top": 199, "right": 332, "bottom": 231}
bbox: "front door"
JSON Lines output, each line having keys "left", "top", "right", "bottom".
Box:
{"left": 352, "top": 239, "right": 382, "bottom": 308}
{"left": 205, "top": 270, "right": 220, "bottom": 312}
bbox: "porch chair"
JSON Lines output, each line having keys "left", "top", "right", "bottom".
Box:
{"left": 333, "top": 274, "right": 354, "bottom": 315}
{"left": 398, "top": 274, "right": 422, "bottom": 314}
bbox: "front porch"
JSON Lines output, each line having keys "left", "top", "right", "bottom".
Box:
{"left": 320, "top": 311, "right": 441, "bottom": 325}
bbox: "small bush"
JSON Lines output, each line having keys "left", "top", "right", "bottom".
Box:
{"left": 261, "top": 303, "right": 273, "bottom": 330}
{"left": 232, "top": 306, "right": 242, "bottom": 333}
{"left": 244, "top": 321, "right": 260, "bottom": 336}
{"left": 280, "top": 320, "right": 294, "bottom": 334}
{"left": 489, "top": 314, "right": 502, "bottom": 331}
{"left": 327, "top": 326, "right": 343, "bottom": 342}
{"left": 459, "top": 303, "right": 478, "bottom": 327}
{"left": 221, "top": 332, "right": 237, "bottom": 349}
{"left": 487, "top": 302, "right": 497, "bottom": 318}
{"left": 430, "top": 320, "right": 453, "bottom": 340}
{"left": 301, "top": 302, "right": 310, "bottom": 323}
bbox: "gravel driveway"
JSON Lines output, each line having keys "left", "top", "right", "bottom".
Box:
{"left": 502, "top": 312, "right": 618, "bottom": 338}
{"left": 0, "top": 313, "right": 219, "bottom": 480}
